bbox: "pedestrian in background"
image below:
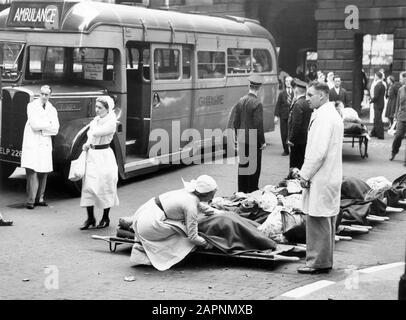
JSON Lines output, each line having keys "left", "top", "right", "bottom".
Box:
{"left": 390, "top": 71, "right": 406, "bottom": 163}
{"left": 370, "top": 71, "right": 386, "bottom": 139}
{"left": 317, "top": 71, "right": 326, "bottom": 83}
{"left": 275, "top": 76, "right": 293, "bottom": 156}
{"left": 385, "top": 75, "right": 401, "bottom": 127}
{"left": 231, "top": 74, "right": 267, "bottom": 193}
{"left": 287, "top": 78, "right": 312, "bottom": 169}
{"left": 80, "top": 96, "right": 119, "bottom": 230}
{"left": 298, "top": 81, "right": 343, "bottom": 274}
{"left": 329, "top": 75, "right": 351, "bottom": 109}
{"left": 326, "top": 72, "right": 335, "bottom": 89}
{"left": 20, "top": 85, "right": 59, "bottom": 210}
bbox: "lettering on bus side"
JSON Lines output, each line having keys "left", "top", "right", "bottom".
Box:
{"left": 198, "top": 95, "right": 224, "bottom": 107}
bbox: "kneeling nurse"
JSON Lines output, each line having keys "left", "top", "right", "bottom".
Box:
{"left": 130, "top": 175, "right": 217, "bottom": 271}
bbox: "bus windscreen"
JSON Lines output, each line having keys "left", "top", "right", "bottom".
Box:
{"left": 0, "top": 42, "right": 24, "bottom": 81}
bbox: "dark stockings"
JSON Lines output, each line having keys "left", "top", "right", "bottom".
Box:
{"left": 86, "top": 206, "right": 110, "bottom": 221}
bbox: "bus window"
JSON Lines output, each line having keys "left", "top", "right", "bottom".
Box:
{"left": 182, "top": 47, "right": 191, "bottom": 79}
{"left": 197, "top": 51, "right": 225, "bottom": 79}
{"left": 154, "top": 48, "right": 180, "bottom": 80}
{"left": 28, "top": 46, "right": 65, "bottom": 79}
{"left": 0, "top": 41, "right": 24, "bottom": 81}
{"left": 253, "top": 49, "right": 272, "bottom": 73}
{"left": 142, "top": 49, "right": 150, "bottom": 80}
{"left": 227, "top": 48, "right": 251, "bottom": 74}
{"left": 127, "top": 48, "right": 139, "bottom": 70}
{"left": 73, "top": 48, "right": 115, "bottom": 81}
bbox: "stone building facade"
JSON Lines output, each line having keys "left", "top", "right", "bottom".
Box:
{"left": 315, "top": 0, "right": 406, "bottom": 109}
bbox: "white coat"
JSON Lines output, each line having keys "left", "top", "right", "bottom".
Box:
{"left": 20, "top": 99, "right": 59, "bottom": 173}
{"left": 299, "top": 101, "right": 343, "bottom": 217}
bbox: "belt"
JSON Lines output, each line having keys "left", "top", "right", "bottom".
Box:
{"left": 90, "top": 144, "right": 110, "bottom": 150}
{"left": 154, "top": 197, "right": 167, "bottom": 218}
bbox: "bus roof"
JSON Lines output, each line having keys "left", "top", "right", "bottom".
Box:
{"left": 0, "top": 0, "right": 275, "bottom": 44}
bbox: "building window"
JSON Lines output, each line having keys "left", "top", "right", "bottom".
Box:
{"left": 197, "top": 51, "right": 225, "bottom": 79}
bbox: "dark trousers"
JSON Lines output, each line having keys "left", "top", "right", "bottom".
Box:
{"left": 26, "top": 168, "right": 48, "bottom": 205}
{"left": 238, "top": 143, "right": 262, "bottom": 193}
{"left": 371, "top": 106, "right": 384, "bottom": 139}
{"left": 279, "top": 118, "right": 289, "bottom": 154}
{"left": 392, "top": 120, "right": 406, "bottom": 155}
{"left": 289, "top": 143, "right": 306, "bottom": 169}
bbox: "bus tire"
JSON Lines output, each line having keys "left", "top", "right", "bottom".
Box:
{"left": 0, "top": 162, "right": 17, "bottom": 182}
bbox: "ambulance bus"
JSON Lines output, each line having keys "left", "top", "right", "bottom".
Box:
{"left": 0, "top": 0, "right": 278, "bottom": 193}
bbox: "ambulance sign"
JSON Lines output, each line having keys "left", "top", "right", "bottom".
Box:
{"left": 7, "top": 2, "right": 62, "bottom": 30}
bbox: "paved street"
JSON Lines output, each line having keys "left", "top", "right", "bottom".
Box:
{"left": 0, "top": 127, "right": 405, "bottom": 300}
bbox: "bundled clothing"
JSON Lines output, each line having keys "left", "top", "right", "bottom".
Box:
{"left": 80, "top": 112, "right": 119, "bottom": 209}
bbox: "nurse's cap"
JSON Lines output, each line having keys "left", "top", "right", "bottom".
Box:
{"left": 182, "top": 175, "right": 218, "bottom": 193}
{"left": 248, "top": 74, "right": 265, "bottom": 86}
{"left": 292, "top": 78, "right": 307, "bottom": 89}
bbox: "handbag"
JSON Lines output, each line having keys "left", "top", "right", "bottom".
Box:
{"left": 388, "top": 121, "right": 397, "bottom": 136}
{"left": 68, "top": 151, "right": 87, "bottom": 181}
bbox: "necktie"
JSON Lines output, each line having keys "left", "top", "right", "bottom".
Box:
{"left": 287, "top": 89, "right": 292, "bottom": 105}
{"left": 42, "top": 103, "right": 46, "bottom": 110}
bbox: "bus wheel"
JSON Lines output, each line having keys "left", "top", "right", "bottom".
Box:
{"left": 0, "top": 162, "right": 17, "bottom": 182}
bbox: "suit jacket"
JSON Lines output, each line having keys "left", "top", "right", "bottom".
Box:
{"left": 232, "top": 93, "right": 265, "bottom": 146}
{"left": 371, "top": 81, "right": 386, "bottom": 111}
{"left": 395, "top": 85, "right": 406, "bottom": 122}
{"left": 385, "top": 82, "right": 401, "bottom": 118}
{"left": 288, "top": 96, "right": 312, "bottom": 145}
{"left": 275, "top": 89, "right": 294, "bottom": 120}
{"left": 329, "top": 87, "right": 351, "bottom": 109}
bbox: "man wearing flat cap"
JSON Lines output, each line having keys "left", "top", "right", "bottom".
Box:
{"left": 287, "top": 78, "right": 313, "bottom": 170}
{"left": 230, "top": 74, "right": 267, "bottom": 193}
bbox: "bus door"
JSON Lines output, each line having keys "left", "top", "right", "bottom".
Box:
{"left": 125, "top": 42, "right": 151, "bottom": 158}
{"left": 149, "top": 44, "right": 193, "bottom": 160}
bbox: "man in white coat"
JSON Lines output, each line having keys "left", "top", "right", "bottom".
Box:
{"left": 297, "top": 81, "right": 344, "bottom": 274}
{"left": 21, "top": 85, "right": 59, "bottom": 209}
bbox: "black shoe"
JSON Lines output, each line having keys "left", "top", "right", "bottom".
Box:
{"left": 97, "top": 218, "right": 110, "bottom": 229}
{"left": 297, "top": 266, "right": 332, "bottom": 274}
{"left": 281, "top": 151, "right": 289, "bottom": 156}
{"left": 80, "top": 218, "right": 96, "bottom": 230}
{"left": 0, "top": 218, "right": 13, "bottom": 226}
{"left": 390, "top": 153, "right": 396, "bottom": 161}
{"left": 26, "top": 203, "right": 34, "bottom": 210}
{"left": 35, "top": 201, "right": 48, "bottom": 207}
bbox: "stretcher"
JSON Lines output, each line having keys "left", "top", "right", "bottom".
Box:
{"left": 343, "top": 132, "right": 369, "bottom": 158}
{"left": 91, "top": 235, "right": 305, "bottom": 263}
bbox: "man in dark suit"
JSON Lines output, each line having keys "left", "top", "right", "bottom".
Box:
{"left": 370, "top": 71, "right": 386, "bottom": 139}
{"left": 275, "top": 76, "right": 293, "bottom": 156}
{"left": 390, "top": 71, "right": 406, "bottom": 162}
{"left": 329, "top": 75, "right": 351, "bottom": 109}
{"left": 231, "top": 74, "right": 267, "bottom": 193}
{"left": 287, "top": 78, "right": 313, "bottom": 169}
